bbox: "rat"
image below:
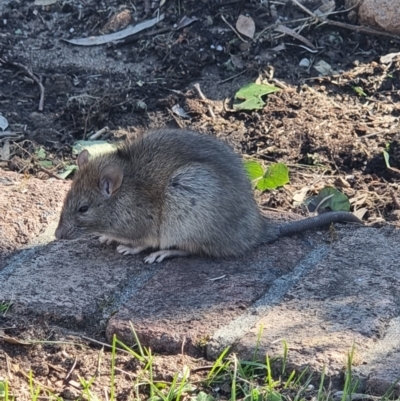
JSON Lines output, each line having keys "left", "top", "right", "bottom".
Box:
{"left": 55, "top": 128, "right": 362, "bottom": 263}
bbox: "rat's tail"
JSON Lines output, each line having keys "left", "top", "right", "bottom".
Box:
{"left": 278, "top": 212, "right": 363, "bottom": 237}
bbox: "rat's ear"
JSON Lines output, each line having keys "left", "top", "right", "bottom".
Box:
{"left": 99, "top": 164, "right": 123, "bottom": 198}
{"left": 77, "top": 150, "right": 90, "bottom": 168}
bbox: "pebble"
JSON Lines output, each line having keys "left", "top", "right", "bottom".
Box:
{"left": 299, "top": 58, "right": 310, "bottom": 67}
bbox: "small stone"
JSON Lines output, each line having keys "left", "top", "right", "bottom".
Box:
{"left": 216, "top": 45, "right": 223, "bottom": 51}
{"left": 299, "top": 58, "right": 310, "bottom": 67}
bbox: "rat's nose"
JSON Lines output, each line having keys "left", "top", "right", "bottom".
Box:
{"left": 55, "top": 223, "right": 65, "bottom": 240}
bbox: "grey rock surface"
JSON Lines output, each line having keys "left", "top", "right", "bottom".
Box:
{"left": 106, "top": 236, "right": 314, "bottom": 354}
{"left": 230, "top": 226, "right": 400, "bottom": 395}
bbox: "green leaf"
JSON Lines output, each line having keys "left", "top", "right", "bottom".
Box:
{"left": 39, "top": 160, "right": 53, "bottom": 169}
{"left": 256, "top": 163, "right": 289, "bottom": 191}
{"left": 353, "top": 86, "right": 367, "bottom": 97}
{"left": 148, "top": 397, "right": 162, "bottom": 401}
{"left": 196, "top": 391, "right": 215, "bottom": 401}
{"left": 72, "top": 140, "right": 117, "bottom": 157}
{"left": 267, "top": 391, "right": 282, "bottom": 401}
{"left": 383, "top": 150, "right": 391, "bottom": 168}
{"left": 304, "top": 187, "right": 350, "bottom": 212}
{"left": 243, "top": 160, "right": 264, "bottom": 181}
{"left": 233, "top": 83, "right": 280, "bottom": 111}
{"left": 35, "top": 147, "right": 46, "bottom": 160}
{"left": 0, "top": 381, "right": 5, "bottom": 398}
{"left": 58, "top": 164, "right": 78, "bottom": 179}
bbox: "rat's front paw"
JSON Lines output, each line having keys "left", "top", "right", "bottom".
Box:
{"left": 117, "top": 245, "right": 146, "bottom": 256}
{"left": 98, "top": 235, "right": 113, "bottom": 245}
{"left": 143, "top": 250, "right": 189, "bottom": 264}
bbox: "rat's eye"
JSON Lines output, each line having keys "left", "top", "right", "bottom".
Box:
{"left": 78, "top": 205, "right": 89, "bottom": 213}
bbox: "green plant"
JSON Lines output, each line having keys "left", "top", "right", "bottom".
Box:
{"left": 0, "top": 301, "right": 12, "bottom": 316}
{"left": 244, "top": 160, "right": 289, "bottom": 191}
{"left": 341, "top": 344, "right": 358, "bottom": 401}
{"left": 28, "top": 372, "right": 41, "bottom": 401}
{"left": 233, "top": 83, "right": 280, "bottom": 111}
{"left": 79, "top": 376, "right": 99, "bottom": 401}
{"left": 6, "top": 324, "right": 400, "bottom": 401}
{"left": 0, "top": 380, "right": 10, "bottom": 401}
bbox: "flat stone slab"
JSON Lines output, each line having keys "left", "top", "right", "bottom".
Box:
{"left": 228, "top": 226, "right": 400, "bottom": 395}
{"left": 0, "top": 171, "right": 69, "bottom": 267}
{"left": 105, "top": 236, "right": 315, "bottom": 354}
{"left": 1, "top": 239, "right": 160, "bottom": 327}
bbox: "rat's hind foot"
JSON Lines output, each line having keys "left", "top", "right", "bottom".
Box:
{"left": 143, "top": 250, "right": 189, "bottom": 264}
{"left": 98, "top": 235, "right": 114, "bottom": 245}
{"left": 117, "top": 244, "right": 148, "bottom": 256}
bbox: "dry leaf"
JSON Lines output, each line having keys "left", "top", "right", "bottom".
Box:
{"left": 175, "top": 15, "right": 199, "bottom": 30}
{"left": 63, "top": 15, "right": 164, "bottom": 46}
{"left": 230, "top": 54, "right": 244, "bottom": 69}
{"left": 275, "top": 25, "right": 316, "bottom": 50}
{"left": 380, "top": 52, "right": 400, "bottom": 64}
{"left": 314, "top": 60, "right": 335, "bottom": 75}
{"left": 353, "top": 208, "right": 368, "bottom": 220}
{"left": 293, "top": 186, "right": 311, "bottom": 205}
{"left": 0, "top": 334, "right": 31, "bottom": 345}
{"left": 236, "top": 15, "right": 255, "bottom": 39}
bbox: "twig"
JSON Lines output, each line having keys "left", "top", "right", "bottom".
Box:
{"left": 291, "top": 0, "right": 315, "bottom": 18}
{"left": 291, "top": 0, "right": 400, "bottom": 41}
{"left": 89, "top": 126, "right": 109, "bottom": 140}
{"left": 218, "top": 69, "right": 247, "bottom": 84}
{"left": 255, "top": 16, "right": 314, "bottom": 40}
{"left": 181, "top": 337, "right": 186, "bottom": 355}
{"left": 220, "top": 14, "right": 247, "bottom": 43}
{"left": 64, "top": 357, "right": 77, "bottom": 381}
{"left": 275, "top": 24, "right": 316, "bottom": 50}
{"left": 192, "top": 365, "right": 214, "bottom": 372}
{"left": 16, "top": 368, "right": 56, "bottom": 393}
{"left": 324, "top": 19, "right": 400, "bottom": 41}
{"left": 80, "top": 335, "right": 132, "bottom": 355}
{"left": 0, "top": 57, "right": 45, "bottom": 111}
{"left": 193, "top": 83, "right": 216, "bottom": 119}
{"left": 359, "top": 132, "right": 392, "bottom": 140}
{"left": 114, "top": 366, "right": 137, "bottom": 378}
{"left": 96, "top": 346, "right": 104, "bottom": 377}
{"left": 207, "top": 274, "right": 226, "bottom": 281}
{"left": 35, "top": 163, "right": 63, "bottom": 180}
{"left": 46, "top": 362, "right": 66, "bottom": 373}
{"left": 0, "top": 131, "right": 19, "bottom": 138}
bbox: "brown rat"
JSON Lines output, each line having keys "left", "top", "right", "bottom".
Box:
{"left": 55, "top": 128, "right": 362, "bottom": 263}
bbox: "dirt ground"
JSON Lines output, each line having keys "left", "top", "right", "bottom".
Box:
{"left": 0, "top": 0, "right": 400, "bottom": 398}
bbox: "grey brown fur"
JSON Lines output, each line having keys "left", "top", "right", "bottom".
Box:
{"left": 55, "top": 128, "right": 362, "bottom": 263}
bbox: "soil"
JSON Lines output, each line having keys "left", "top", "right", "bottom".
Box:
{"left": 0, "top": 0, "right": 399, "bottom": 398}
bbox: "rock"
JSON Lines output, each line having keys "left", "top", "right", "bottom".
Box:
{"left": 345, "top": 0, "right": 400, "bottom": 35}
{"left": 299, "top": 58, "right": 310, "bottom": 67}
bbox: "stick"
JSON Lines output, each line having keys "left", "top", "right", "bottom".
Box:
{"left": 324, "top": 19, "right": 400, "bottom": 40}
{"left": 193, "top": 83, "right": 216, "bottom": 119}
{"left": 64, "top": 357, "right": 77, "bottom": 381}
{"left": 221, "top": 14, "right": 247, "bottom": 43}
{"left": 35, "top": 163, "right": 64, "bottom": 180}
{"left": 0, "top": 57, "right": 45, "bottom": 111}
{"left": 291, "top": 0, "right": 400, "bottom": 41}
